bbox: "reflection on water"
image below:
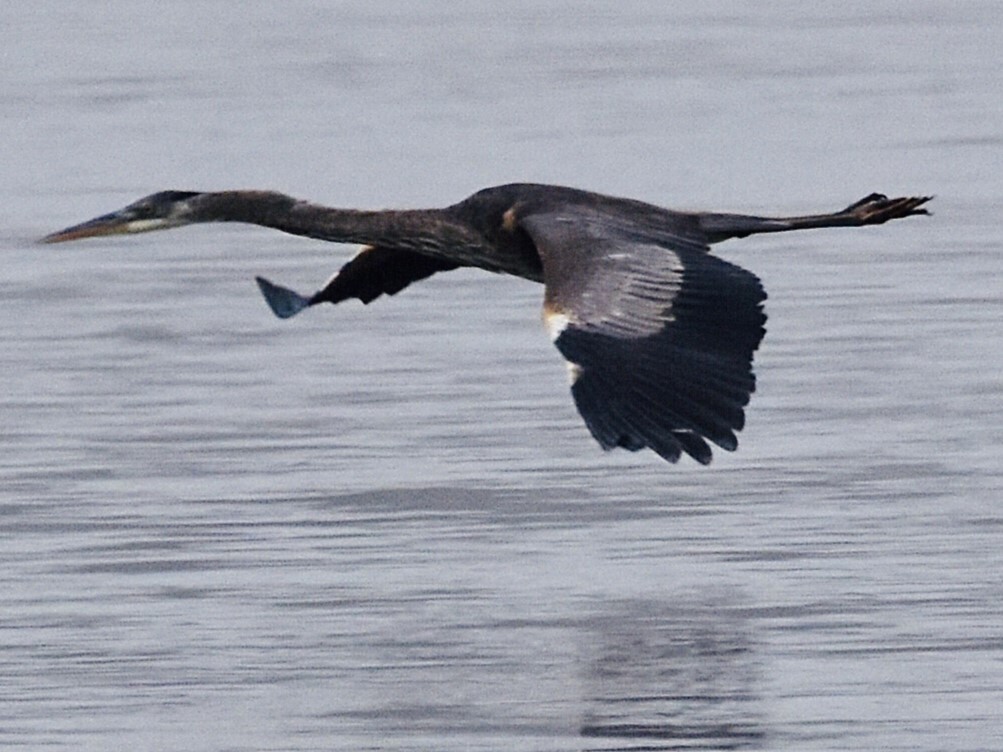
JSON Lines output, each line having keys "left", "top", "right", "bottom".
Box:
{"left": 580, "top": 599, "right": 763, "bottom": 750}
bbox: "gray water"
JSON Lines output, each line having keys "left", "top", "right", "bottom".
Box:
{"left": 3, "top": 2, "right": 1002, "bottom": 750}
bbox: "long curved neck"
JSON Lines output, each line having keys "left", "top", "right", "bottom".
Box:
{"left": 187, "top": 190, "right": 482, "bottom": 255}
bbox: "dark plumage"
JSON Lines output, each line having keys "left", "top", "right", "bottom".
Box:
{"left": 42, "top": 184, "right": 931, "bottom": 464}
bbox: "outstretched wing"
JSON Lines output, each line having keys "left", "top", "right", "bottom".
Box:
{"left": 519, "top": 207, "right": 767, "bottom": 464}
{"left": 257, "top": 245, "right": 459, "bottom": 319}
{"left": 312, "top": 245, "right": 460, "bottom": 305}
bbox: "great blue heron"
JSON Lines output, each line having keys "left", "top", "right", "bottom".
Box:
{"left": 42, "top": 184, "right": 930, "bottom": 464}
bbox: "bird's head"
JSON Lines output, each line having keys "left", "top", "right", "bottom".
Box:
{"left": 41, "top": 191, "right": 204, "bottom": 243}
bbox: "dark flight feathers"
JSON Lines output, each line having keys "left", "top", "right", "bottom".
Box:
{"left": 519, "top": 206, "right": 766, "bottom": 464}
{"left": 311, "top": 246, "right": 459, "bottom": 305}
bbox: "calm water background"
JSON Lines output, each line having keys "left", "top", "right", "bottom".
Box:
{"left": 3, "top": 2, "right": 1002, "bottom": 750}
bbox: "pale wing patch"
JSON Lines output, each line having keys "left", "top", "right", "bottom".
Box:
{"left": 595, "top": 247, "right": 685, "bottom": 337}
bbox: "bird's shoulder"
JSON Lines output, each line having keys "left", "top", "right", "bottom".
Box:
{"left": 455, "top": 183, "right": 664, "bottom": 218}
{"left": 452, "top": 183, "right": 705, "bottom": 249}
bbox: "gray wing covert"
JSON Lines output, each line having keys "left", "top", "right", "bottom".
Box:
{"left": 519, "top": 208, "right": 767, "bottom": 464}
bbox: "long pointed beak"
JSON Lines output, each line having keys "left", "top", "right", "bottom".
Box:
{"left": 40, "top": 212, "right": 172, "bottom": 244}
{"left": 41, "top": 209, "right": 136, "bottom": 244}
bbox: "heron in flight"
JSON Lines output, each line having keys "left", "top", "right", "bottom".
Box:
{"left": 42, "top": 184, "right": 930, "bottom": 464}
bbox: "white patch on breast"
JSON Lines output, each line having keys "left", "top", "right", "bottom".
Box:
{"left": 543, "top": 308, "right": 582, "bottom": 383}
{"left": 564, "top": 360, "right": 583, "bottom": 385}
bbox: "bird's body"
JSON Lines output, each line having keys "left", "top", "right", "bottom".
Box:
{"left": 43, "top": 183, "right": 931, "bottom": 464}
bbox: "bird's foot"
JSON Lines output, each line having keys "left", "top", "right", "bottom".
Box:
{"left": 844, "top": 194, "right": 933, "bottom": 225}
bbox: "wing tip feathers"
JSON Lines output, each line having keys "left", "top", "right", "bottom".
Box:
{"left": 255, "top": 276, "right": 311, "bottom": 319}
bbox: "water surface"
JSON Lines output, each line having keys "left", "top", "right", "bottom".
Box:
{"left": 3, "top": 2, "right": 1002, "bottom": 750}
